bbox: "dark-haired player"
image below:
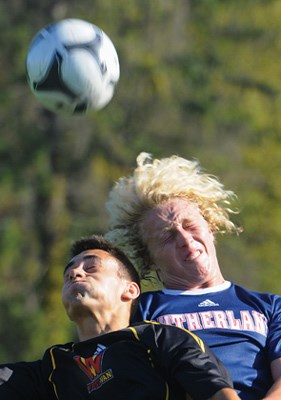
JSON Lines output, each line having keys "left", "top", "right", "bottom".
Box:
{"left": 0, "top": 235, "right": 239, "bottom": 400}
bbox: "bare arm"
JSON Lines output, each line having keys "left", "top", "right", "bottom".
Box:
{"left": 262, "top": 358, "right": 281, "bottom": 399}
{"left": 209, "top": 387, "right": 240, "bottom": 400}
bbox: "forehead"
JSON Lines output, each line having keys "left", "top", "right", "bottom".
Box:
{"left": 143, "top": 198, "right": 201, "bottom": 226}
{"left": 64, "top": 249, "right": 118, "bottom": 272}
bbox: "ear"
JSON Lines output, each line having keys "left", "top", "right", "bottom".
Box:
{"left": 121, "top": 282, "right": 140, "bottom": 302}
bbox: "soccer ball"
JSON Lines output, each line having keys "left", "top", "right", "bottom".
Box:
{"left": 26, "top": 19, "right": 120, "bottom": 114}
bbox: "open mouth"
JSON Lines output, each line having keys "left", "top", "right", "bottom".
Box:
{"left": 185, "top": 249, "right": 202, "bottom": 262}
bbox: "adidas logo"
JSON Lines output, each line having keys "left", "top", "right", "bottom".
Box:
{"left": 198, "top": 299, "right": 219, "bottom": 307}
{"left": 95, "top": 344, "right": 107, "bottom": 355}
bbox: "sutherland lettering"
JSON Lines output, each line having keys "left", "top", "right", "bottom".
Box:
{"left": 157, "top": 310, "right": 268, "bottom": 336}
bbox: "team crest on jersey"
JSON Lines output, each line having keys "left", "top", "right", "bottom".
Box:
{"left": 74, "top": 344, "right": 113, "bottom": 393}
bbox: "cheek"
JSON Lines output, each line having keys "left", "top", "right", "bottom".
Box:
{"left": 147, "top": 242, "right": 161, "bottom": 261}
{"left": 61, "top": 289, "right": 68, "bottom": 309}
{"left": 151, "top": 246, "right": 172, "bottom": 267}
{"left": 61, "top": 283, "right": 69, "bottom": 297}
{"left": 204, "top": 235, "right": 216, "bottom": 254}
{"left": 61, "top": 285, "right": 67, "bottom": 297}
{"left": 61, "top": 282, "right": 76, "bottom": 305}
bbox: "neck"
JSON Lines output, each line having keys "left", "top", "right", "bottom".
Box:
{"left": 74, "top": 311, "right": 131, "bottom": 342}
{"left": 162, "top": 272, "right": 225, "bottom": 291}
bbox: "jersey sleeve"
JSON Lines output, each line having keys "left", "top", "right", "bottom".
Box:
{"left": 267, "top": 295, "right": 281, "bottom": 362}
{"left": 141, "top": 322, "right": 233, "bottom": 400}
{"left": 0, "top": 361, "right": 48, "bottom": 400}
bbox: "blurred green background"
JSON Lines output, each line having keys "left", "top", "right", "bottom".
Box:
{"left": 1, "top": 0, "right": 281, "bottom": 361}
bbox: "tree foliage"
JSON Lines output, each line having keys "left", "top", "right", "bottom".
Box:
{"left": 0, "top": 0, "right": 281, "bottom": 361}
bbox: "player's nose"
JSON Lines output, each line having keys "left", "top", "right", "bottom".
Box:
{"left": 69, "top": 264, "right": 86, "bottom": 279}
{"left": 176, "top": 227, "right": 194, "bottom": 248}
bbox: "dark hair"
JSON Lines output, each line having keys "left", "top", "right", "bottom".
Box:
{"left": 70, "top": 235, "right": 141, "bottom": 316}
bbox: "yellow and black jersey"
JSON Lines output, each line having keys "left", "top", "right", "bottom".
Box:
{"left": 0, "top": 321, "right": 233, "bottom": 400}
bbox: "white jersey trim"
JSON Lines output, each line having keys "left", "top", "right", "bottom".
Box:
{"left": 162, "top": 281, "right": 231, "bottom": 296}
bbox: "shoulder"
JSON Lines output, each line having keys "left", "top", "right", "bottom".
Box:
{"left": 44, "top": 342, "right": 74, "bottom": 355}
{"left": 233, "top": 283, "right": 281, "bottom": 302}
{"left": 138, "top": 289, "right": 176, "bottom": 305}
{"left": 231, "top": 283, "right": 281, "bottom": 316}
{"left": 130, "top": 321, "right": 205, "bottom": 350}
{"left": 139, "top": 290, "right": 164, "bottom": 299}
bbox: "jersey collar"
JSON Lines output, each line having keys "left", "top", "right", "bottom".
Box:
{"left": 162, "top": 281, "right": 231, "bottom": 295}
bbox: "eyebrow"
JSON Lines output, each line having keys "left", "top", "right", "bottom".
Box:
{"left": 63, "top": 254, "right": 100, "bottom": 274}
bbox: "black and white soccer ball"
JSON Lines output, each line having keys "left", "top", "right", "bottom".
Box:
{"left": 26, "top": 19, "right": 120, "bottom": 114}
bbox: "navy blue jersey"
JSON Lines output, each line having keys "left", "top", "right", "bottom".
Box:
{"left": 133, "top": 281, "right": 281, "bottom": 400}
{"left": 0, "top": 321, "right": 232, "bottom": 400}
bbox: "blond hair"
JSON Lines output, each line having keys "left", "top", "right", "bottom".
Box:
{"left": 105, "top": 152, "right": 241, "bottom": 278}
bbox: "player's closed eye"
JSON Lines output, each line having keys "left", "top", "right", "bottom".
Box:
{"left": 85, "top": 265, "right": 97, "bottom": 273}
{"left": 161, "top": 231, "right": 176, "bottom": 244}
